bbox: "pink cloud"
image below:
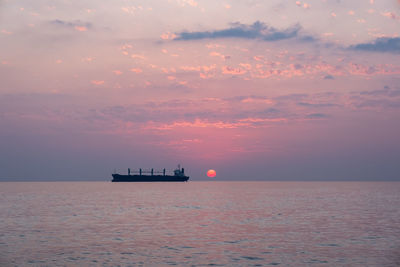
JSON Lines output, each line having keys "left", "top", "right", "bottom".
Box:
{"left": 202, "top": 65, "right": 216, "bottom": 72}
{"left": 81, "top": 57, "right": 94, "bottom": 62}
{"left": 222, "top": 66, "right": 247, "bottom": 75}
{"left": 241, "top": 97, "right": 273, "bottom": 104}
{"left": 199, "top": 73, "right": 214, "bottom": 79}
{"left": 130, "top": 68, "right": 143, "bottom": 73}
{"left": 91, "top": 80, "right": 105, "bottom": 85}
{"left": 160, "top": 32, "right": 177, "bottom": 40}
{"left": 121, "top": 44, "right": 132, "bottom": 50}
{"left": 348, "top": 63, "right": 400, "bottom": 76}
{"left": 251, "top": 61, "right": 348, "bottom": 79}
{"left": 205, "top": 43, "right": 226, "bottom": 49}
{"left": 253, "top": 55, "right": 264, "bottom": 62}
{"left": 180, "top": 64, "right": 216, "bottom": 73}
{"left": 209, "top": 51, "right": 226, "bottom": 59}
{"left": 112, "top": 70, "right": 123, "bottom": 75}
{"left": 381, "top": 12, "right": 400, "bottom": 20}
{"left": 121, "top": 6, "right": 143, "bottom": 14}
{"left": 295, "top": 1, "right": 310, "bottom": 9}
{"left": 74, "top": 26, "right": 87, "bottom": 32}
{"left": 131, "top": 54, "right": 146, "bottom": 60}
{"left": 177, "top": 0, "right": 198, "bottom": 7}
{"left": 147, "top": 119, "right": 245, "bottom": 130}
{"left": 239, "top": 63, "right": 252, "bottom": 70}
{"left": 181, "top": 66, "right": 201, "bottom": 72}
{"left": 161, "top": 67, "right": 177, "bottom": 74}
{"left": 238, "top": 118, "right": 287, "bottom": 123}
{"left": 1, "top": 29, "right": 12, "bottom": 35}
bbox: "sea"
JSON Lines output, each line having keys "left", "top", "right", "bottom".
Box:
{"left": 1, "top": 181, "right": 399, "bottom": 267}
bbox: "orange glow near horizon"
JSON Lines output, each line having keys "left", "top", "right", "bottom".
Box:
{"left": 207, "top": 169, "right": 216, "bottom": 178}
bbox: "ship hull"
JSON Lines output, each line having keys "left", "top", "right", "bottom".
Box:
{"left": 112, "top": 174, "right": 189, "bottom": 182}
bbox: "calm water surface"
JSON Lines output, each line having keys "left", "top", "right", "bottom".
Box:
{"left": 1, "top": 181, "right": 399, "bottom": 266}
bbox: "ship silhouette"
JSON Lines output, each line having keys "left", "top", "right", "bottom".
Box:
{"left": 112, "top": 165, "right": 189, "bottom": 182}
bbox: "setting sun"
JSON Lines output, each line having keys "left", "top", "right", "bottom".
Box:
{"left": 207, "top": 169, "right": 216, "bottom": 178}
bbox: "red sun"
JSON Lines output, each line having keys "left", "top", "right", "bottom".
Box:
{"left": 207, "top": 169, "right": 216, "bottom": 178}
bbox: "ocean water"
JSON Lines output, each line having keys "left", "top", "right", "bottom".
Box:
{"left": 1, "top": 181, "right": 399, "bottom": 267}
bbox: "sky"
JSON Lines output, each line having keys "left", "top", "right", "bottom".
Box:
{"left": 0, "top": 0, "right": 400, "bottom": 181}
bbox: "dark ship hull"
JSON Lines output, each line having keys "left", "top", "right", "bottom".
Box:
{"left": 112, "top": 174, "right": 189, "bottom": 182}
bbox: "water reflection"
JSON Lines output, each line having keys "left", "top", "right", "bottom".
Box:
{"left": 0, "top": 181, "right": 399, "bottom": 266}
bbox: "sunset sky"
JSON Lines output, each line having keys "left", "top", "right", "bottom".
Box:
{"left": 1, "top": 0, "right": 399, "bottom": 180}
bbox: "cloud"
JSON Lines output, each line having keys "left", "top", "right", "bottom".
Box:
{"left": 121, "top": 6, "right": 144, "bottom": 14}
{"left": 112, "top": 70, "right": 123, "bottom": 75}
{"left": 221, "top": 66, "right": 247, "bottom": 75}
{"left": 160, "top": 32, "right": 177, "bottom": 40}
{"left": 297, "top": 102, "right": 338, "bottom": 108}
{"left": 381, "top": 11, "right": 400, "bottom": 21}
{"left": 174, "top": 21, "right": 304, "bottom": 42}
{"left": 305, "top": 113, "right": 329, "bottom": 119}
{"left": 50, "top": 19, "right": 92, "bottom": 31}
{"left": 74, "top": 26, "right": 87, "bottom": 32}
{"left": 1, "top": 29, "right": 13, "bottom": 35}
{"left": 130, "top": 68, "right": 143, "bottom": 73}
{"left": 359, "top": 86, "right": 400, "bottom": 97}
{"left": 176, "top": 0, "right": 198, "bottom": 7}
{"left": 275, "top": 93, "right": 309, "bottom": 102}
{"left": 353, "top": 99, "right": 400, "bottom": 109}
{"left": 351, "top": 37, "right": 400, "bottom": 53}
{"left": 324, "top": 75, "right": 335, "bottom": 80}
{"left": 350, "top": 86, "right": 400, "bottom": 109}
{"left": 91, "top": 80, "right": 104, "bottom": 85}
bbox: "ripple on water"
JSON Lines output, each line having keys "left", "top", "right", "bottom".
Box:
{"left": 180, "top": 246, "right": 195, "bottom": 249}
{"left": 318, "top": 243, "right": 340, "bottom": 247}
{"left": 241, "top": 256, "right": 264, "bottom": 261}
{"left": 308, "top": 258, "right": 329, "bottom": 264}
{"left": 223, "top": 239, "right": 247, "bottom": 244}
{"left": 162, "top": 246, "right": 181, "bottom": 251}
{"left": 1, "top": 181, "right": 399, "bottom": 267}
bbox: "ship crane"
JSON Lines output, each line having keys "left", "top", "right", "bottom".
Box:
{"left": 128, "top": 168, "right": 167, "bottom": 176}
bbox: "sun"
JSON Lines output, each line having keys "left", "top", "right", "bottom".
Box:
{"left": 207, "top": 169, "right": 216, "bottom": 178}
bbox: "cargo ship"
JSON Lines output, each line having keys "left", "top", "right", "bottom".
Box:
{"left": 112, "top": 165, "right": 189, "bottom": 182}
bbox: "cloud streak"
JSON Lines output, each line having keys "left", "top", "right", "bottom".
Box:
{"left": 50, "top": 19, "right": 92, "bottom": 31}
{"left": 351, "top": 37, "right": 400, "bottom": 53}
{"left": 174, "top": 21, "right": 306, "bottom": 42}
